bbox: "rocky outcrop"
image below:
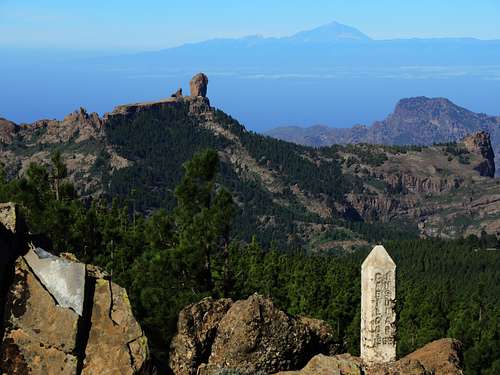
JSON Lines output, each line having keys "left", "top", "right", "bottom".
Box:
{"left": 171, "top": 88, "right": 183, "bottom": 98}
{"left": 190, "top": 73, "right": 209, "bottom": 97}
{"left": 276, "top": 339, "right": 463, "bottom": 375}
{"left": 170, "top": 294, "right": 338, "bottom": 375}
{"left": 18, "top": 107, "right": 104, "bottom": 145}
{"left": 387, "top": 338, "right": 463, "bottom": 375}
{"left": 208, "top": 294, "right": 323, "bottom": 372}
{"left": 275, "top": 354, "right": 364, "bottom": 375}
{"left": 383, "top": 173, "right": 463, "bottom": 195}
{"left": 462, "top": 131, "right": 496, "bottom": 177}
{"left": 0, "top": 119, "right": 17, "bottom": 144}
{"left": 346, "top": 193, "right": 401, "bottom": 222}
{"left": 0, "top": 203, "right": 151, "bottom": 374}
{"left": 170, "top": 295, "right": 464, "bottom": 375}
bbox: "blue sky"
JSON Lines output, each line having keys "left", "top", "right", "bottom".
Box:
{"left": 1, "top": 0, "right": 499, "bottom": 50}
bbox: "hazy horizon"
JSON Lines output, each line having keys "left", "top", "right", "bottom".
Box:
{"left": 2, "top": 4, "right": 500, "bottom": 131}
{"left": 2, "top": 0, "right": 500, "bottom": 50}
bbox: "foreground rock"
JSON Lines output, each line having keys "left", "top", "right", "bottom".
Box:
{"left": 277, "top": 339, "right": 463, "bottom": 375}
{"left": 169, "top": 297, "right": 233, "bottom": 375}
{"left": 170, "top": 294, "right": 464, "bottom": 375}
{"left": 275, "top": 354, "right": 363, "bottom": 375}
{"left": 1, "top": 256, "right": 80, "bottom": 374}
{"left": 170, "top": 294, "right": 338, "bottom": 375}
{"left": 0, "top": 203, "right": 25, "bottom": 344}
{"left": 82, "top": 278, "right": 149, "bottom": 375}
{"left": 0, "top": 203, "right": 151, "bottom": 374}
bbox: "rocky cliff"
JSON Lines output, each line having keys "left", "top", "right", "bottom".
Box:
{"left": 0, "top": 203, "right": 151, "bottom": 375}
{"left": 169, "top": 294, "right": 464, "bottom": 375}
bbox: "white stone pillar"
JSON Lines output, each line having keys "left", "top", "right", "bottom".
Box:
{"left": 361, "top": 245, "right": 396, "bottom": 363}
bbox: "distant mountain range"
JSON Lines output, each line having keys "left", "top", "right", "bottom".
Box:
{"left": 79, "top": 21, "right": 500, "bottom": 77}
{"left": 2, "top": 21, "right": 500, "bottom": 129}
{"left": 89, "top": 22, "right": 500, "bottom": 74}
{"left": 267, "top": 97, "right": 500, "bottom": 174}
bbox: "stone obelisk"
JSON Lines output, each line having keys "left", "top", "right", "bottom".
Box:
{"left": 361, "top": 245, "right": 396, "bottom": 363}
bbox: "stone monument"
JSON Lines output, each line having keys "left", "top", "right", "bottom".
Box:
{"left": 361, "top": 245, "right": 396, "bottom": 363}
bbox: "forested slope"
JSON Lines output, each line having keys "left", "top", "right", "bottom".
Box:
{"left": 0, "top": 151, "right": 498, "bottom": 373}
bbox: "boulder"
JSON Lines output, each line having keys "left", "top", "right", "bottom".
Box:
{"left": 169, "top": 294, "right": 339, "bottom": 375}
{"left": 169, "top": 297, "right": 234, "bottom": 375}
{"left": 0, "top": 243, "right": 152, "bottom": 374}
{"left": 275, "top": 354, "right": 364, "bottom": 375}
{"left": 190, "top": 73, "right": 209, "bottom": 97}
{"left": 208, "top": 294, "right": 315, "bottom": 373}
{"left": 279, "top": 339, "right": 464, "bottom": 375}
{"left": 0, "top": 257, "right": 80, "bottom": 374}
{"left": 386, "top": 338, "right": 463, "bottom": 375}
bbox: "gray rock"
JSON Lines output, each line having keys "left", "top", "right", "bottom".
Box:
{"left": 23, "top": 248, "right": 86, "bottom": 316}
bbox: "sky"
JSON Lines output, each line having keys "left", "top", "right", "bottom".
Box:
{"left": 1, "top": 0, "right": 500, "bottom": 51}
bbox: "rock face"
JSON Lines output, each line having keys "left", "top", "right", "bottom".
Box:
{"left": 0, "top": 203, "right": 151, "bottom": 375}
{"left": 169, "top": 297, "right": 234, "bottom": 375}
{"left": 190, "top": 73, "right": 209, "bottom": 97}
{"left": 0, "top": 119, "right": 17, "bottom": 144}
{"left": 360, "top": 246, "right": 396, "bottom": 364}
{"left": 277, "top": 339, "right": 464, "bottom": 375}
{"left": 1, "top": 257, "right": 80, "bottom": 374}
{"left": 169, "top": 294, "right": 338, "bottom": 375}
{"left": 0, "top": 203, "right": 25, "bottom": 357}
{"left": 462, "top": 131, "right": 496, "bottom": 177}
{"left": 82, "top": 279, "right": 149, "bottom": 375}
